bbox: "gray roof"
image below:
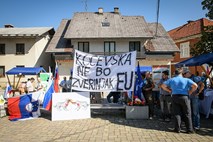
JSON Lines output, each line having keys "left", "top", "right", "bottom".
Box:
{"left": 0, "top": 27, "right": 54, "bottom": 37}
{"left": 46, "top": 19, "right": 73, "bottom": 53}
{"left": 64, "top": 12, "right": 153, "bottom": 39}
{"left": 144, "top": 23, "right": 179, "bottom": 52}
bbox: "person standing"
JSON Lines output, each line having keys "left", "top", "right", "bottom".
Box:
{"left": 142, "top": 71, "right": 155, "bottom": 119}
{"left": 158, "top": 70, "right": 172, "bottom": 122}
{"left": 161, "top": 68, "right": 197, "bottom": 133}
{"left": 66, "top": 76, "right": 72, "bottom": 92}
{"left": 59, "top": 77, "right": 67, "bottom": 92}
{"left": 26, "top": 78, "right": 35, "bottom": 93}
{"left": 183, "top": 69, "right": 204, "bottom": 131}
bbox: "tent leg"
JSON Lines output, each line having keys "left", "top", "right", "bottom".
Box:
{"left": 6, "top": 75, "right": 11, "bottom": 86}
{"left": 201, "top": 66, "right": 213, "bottom": 88}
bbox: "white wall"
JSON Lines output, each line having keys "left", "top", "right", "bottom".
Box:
{"left": 0, "top": 34, "right": 53, "bottom": 87}
{"left": 71, "top": 38, "right": 147, "bottom": 53}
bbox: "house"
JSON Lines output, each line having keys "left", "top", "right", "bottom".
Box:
{"left": 46, "top": 7, "right": 179, "bottom": 83}
{"left": 0, "top": 25, "right": 55, "bottom": 87}
{"left": 168, "top": 18, "right": 213, "bottom": 75}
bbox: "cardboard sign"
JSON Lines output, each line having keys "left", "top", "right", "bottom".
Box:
{"left": 52, "top": 92, "right": 90, "bottom": 121}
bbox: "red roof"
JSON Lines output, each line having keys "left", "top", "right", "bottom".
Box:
{"left": 168, "top": 18, "right": 213, "bottom": 40}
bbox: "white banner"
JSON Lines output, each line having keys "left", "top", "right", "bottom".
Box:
{"left": 52, "top": 92, "right": 90, "bottom": 121}
{"left": 72, "top": 50, "right": 136, "bottom": 92}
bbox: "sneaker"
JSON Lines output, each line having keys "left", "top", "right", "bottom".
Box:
{"left": 187, "top": 130, "right": 195, "bottom": 134}
{"left": 173, "top": 129, "right": 180, "bottom": 133}
{"left": 194, "top": 127, "right": 200, "bottom": 131}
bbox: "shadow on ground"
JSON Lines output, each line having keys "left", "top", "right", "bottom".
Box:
{"left": 91, "top": 108, "right": 213, "bottom": 137}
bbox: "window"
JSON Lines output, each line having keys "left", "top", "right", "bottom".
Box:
{"left": 104, "top": 41, "right": 115, "bottom": 55}
{"left": 78, "top": 42, "right": 89, "bottom": 53}
{"left": 0, "top": 44, "right": 5, "bottom": 55}
{"left": 0, "top": 66, "right": 5, "bottom": 77}
{"left": 129, "top": 41, "right": 140, "bottom": 52}
{"left": 16, "top": 43, "right": 25, "bottom": 55}
{"left": 180, "top": 42, "right": 190, "bottom": 58}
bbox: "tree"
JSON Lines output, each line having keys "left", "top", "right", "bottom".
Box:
{"left": 202, "top": 0, "right": 213, "bottom": 19}
{"left": 191, "top": 0, "right": 213, "bottom": 56}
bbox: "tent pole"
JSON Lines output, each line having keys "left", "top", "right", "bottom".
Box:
{"left": 6, "top": 75, "right": 11, "bottom": 86}
{"left": 15, "top": 76, "right": 22, "bottom": 89}
{"left": 13, "top": 75, "right": 15, "bottom": 88}
{"left": 201, "top": 66, "right": 213, "bottom": 88}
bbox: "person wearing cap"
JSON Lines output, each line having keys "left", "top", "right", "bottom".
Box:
{"left": 183, "top": 69, "right": 204, "bottom": 131}
{"left": 161, "top": 68, "right": 197, "bottom": 134}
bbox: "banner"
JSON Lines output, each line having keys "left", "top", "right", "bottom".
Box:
{"left": 52, "top": 92, "right": 90, "bottom": 121}
{"left": 72, "top": 50, "right": 136, "bottom": 92}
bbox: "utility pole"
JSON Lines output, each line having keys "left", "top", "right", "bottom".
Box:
{"left": 155, "top": 0, "right": 160, "bottom": 37}
{"left": 81, "top": 0, "right": 88, "bottom": 12}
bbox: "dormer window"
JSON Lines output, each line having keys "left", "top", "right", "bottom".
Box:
{"left": 102, "top": 18, "right": 110, "bottom": 27}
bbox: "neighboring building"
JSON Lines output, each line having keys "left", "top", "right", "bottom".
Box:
{"left": 46, "top": 7, "right": 179, "bottom": 84}
{"left": 0, "top": 25, "right": 55, "bottom": 86}
{"left": 168, "top": 18, "right": 213, "bottom": 75}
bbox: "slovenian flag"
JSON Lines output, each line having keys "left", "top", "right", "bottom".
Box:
{"left": 4, "top": 83, "right": 12, "bottom": 99}
{"left": 43, "top": 81, "right": 54, "bottom": 111}
{"left": 54, "top": 62, "right": 59, "bottom": 93}
{"left": 7, "top": 93, "right": 40, "bottom": 121}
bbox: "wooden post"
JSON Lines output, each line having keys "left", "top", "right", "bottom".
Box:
{"left": 201, "top": 65, "right": 213, "bottom": 88}
{"left": 13, "top": 75, "right": 15, "bottom": 88}
{"left": 6, "top": 75, "right": 11, "bottom": 86}
{"left": 15, "top": 76, "right": 22, "bottom": 89}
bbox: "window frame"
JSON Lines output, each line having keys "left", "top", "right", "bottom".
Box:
{"left": 16, "top": 43, "right": 25, "bottom": 55}
{"left": 0, "top": 66, "right": 5, "bottom": 78}
{"left": 78, "top": 42, "right": 89, "bottom": 53}
{"left": 129, "top": 41, "right": 141, "bottom": 52}
{"left": 180, "top": 42, "right": 190, "bottom": 58}
{"left": 104, "top": 41, "right": 116, "bottom": 55}
{"left": 0, "top": 44, "right": 5, "bottom": 55}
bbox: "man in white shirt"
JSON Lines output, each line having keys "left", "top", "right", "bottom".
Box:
{"left": 26, "top": 78, "right": 35, "bottom": 93}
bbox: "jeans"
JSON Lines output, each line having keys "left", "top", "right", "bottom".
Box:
{"left": 159, "top": 95, "right": 172, "bottom": 118}
{"left": 144, "top": 90, "right": 154, "bottom": 117}
{"left": 190, "top": 95, "right": 200, "bottom": 128}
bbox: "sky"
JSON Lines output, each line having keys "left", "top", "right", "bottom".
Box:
{"left": 0, "top": 0, "right": 208, "bottom": 31}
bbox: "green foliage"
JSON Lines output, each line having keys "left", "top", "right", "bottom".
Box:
{"left": 191, "top": 0, "right": 213, "bottom": 56}
{"left": 202, "top": 0, "right": 213, "bottom": 19}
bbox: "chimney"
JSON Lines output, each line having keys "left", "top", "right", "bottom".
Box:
{"left": 114, "top": 7, "right": 119, "bottom": 14}
{"left": 4, "top": 24, "right": 14, "bottom": 28}
{"left": 98, "top": 7, "right": 103, "bottom": 14}
{"left": 187, "top": 20, "right": 194, "bottom": 24}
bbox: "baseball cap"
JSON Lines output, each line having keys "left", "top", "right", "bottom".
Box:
{"left": 182, "top": 69, "right": 191, "bottom": 74}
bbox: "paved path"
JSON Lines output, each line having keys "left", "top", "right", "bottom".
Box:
{"left": 0, "top": 109, "right": 213, "bottom": 142}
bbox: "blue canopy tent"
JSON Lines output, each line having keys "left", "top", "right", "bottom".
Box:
{"left": 175, "top": 53, "right": 213, "bottom": 67}
{"left": 175, "top": 52, "right": 213, "bottom": 87}
{"left": 6, "top": 67, "right": 46, "bottom": 91}
{"left": 6, "top": 67, "right": 46, "bottom": 75}
{"left": 135, "top": 66, "right": 152, "bottom": 73}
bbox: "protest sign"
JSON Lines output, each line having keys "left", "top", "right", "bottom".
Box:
{"left": 72, "top": 50, "right": 136, "bottom": 92}
{"left": 52, "top": 92, "right": 90, "bottom": 121}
